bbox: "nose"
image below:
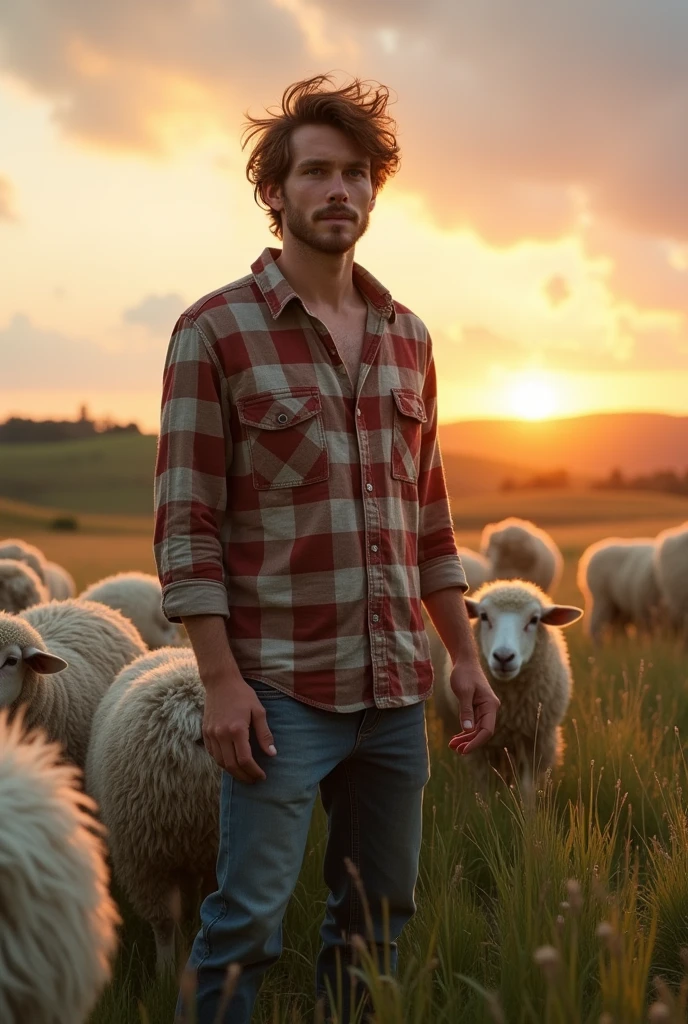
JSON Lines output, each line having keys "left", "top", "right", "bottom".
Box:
{"left": 327, "top": 176, "right": 349, "bottom": 203}
{"left": 493, "top": 648, "right": 516, "bottom": 670}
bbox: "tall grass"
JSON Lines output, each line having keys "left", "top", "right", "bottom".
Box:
{"left": 88, "top": 627, "right": 688, "bottom": 1024}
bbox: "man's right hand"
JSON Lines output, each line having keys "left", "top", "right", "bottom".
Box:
{"left": 202, "top": 677, "right": 277, "bottom": 784}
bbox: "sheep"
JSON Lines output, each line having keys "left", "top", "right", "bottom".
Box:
{"left": 0, "top": 537, "right": 47, "bottom": 582}
{"left": 434, "top": 580, "right": 582, "bottom": 795}
{"left": 480, "top": 517, "right": 563, "bottom": 594}
{"left": 654, "top": 522, "right": 688, "bottom": 631}
{"left": 457, "top": 546, "right": 491, "bottom": 593}
{"left": 0, "top": 710, "right": 119, "bottom": 1023}
{"left": 86, "top": 647, "right": 220, "bottom": 970}
{"left": 0, "top": 558, "right": 49, "bottom": 613}
{"left": 0, "top": 599, "right": 147, "bottom": 767}
{"left": 80, "top": 570, "right": 183, "bottom": 649}
{"left": 45, "top": 560, "right": 77, "bottom": 600}
{"left": 577, "top": 538, "right": 663, "bottom": 643}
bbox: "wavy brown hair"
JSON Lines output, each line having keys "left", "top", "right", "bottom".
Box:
{"left": 242, "top": 74, "right": 400, "bottom": 239}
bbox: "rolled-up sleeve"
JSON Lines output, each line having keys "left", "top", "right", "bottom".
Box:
{"left": 416, "top": 334, "right": 467, "bottom": 597}
{"left": 153, "top": 316, "right": 231, "bottom": 622}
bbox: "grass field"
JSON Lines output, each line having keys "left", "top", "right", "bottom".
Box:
{"left": 6, "top": 489, "right": 688, "bottom": 1022}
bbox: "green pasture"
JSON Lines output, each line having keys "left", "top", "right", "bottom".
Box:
{"left": 4, "top": 466, "right": 688, "bottom": 1022}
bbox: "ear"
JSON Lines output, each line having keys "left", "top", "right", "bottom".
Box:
{"left": 464, "top": 598, "right": 480, "bottom": 620}
{"left": 262, "top": 182, "right": 284, "bottom": 212}
{"left": 369, "top": 195, "right": 377, "bottom": 212}
{"left": 540, "top": 605, "right": 583, "bottom": 627}
{"left": 22, "top": 646, "right": 69, "bottom": 674}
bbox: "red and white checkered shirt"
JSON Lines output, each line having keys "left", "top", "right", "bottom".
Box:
{"left": 154, "top": 248, "right": 466, "bottom": 711}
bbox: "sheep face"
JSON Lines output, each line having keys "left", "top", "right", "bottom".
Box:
{"left": 465, "top": 593, "right": 582, "bottom": 682}
{"left": 0, "top": 644, "right": 68, "bottom": 706}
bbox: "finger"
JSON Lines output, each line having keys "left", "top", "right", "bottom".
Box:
{"left": 452, "top": 727, "right": 492, "bottom": 755}
{"left": 453, "top": 689, "right": 476, "bottom": 733}
{"left": 220, "top": 737, "right": 257, "bottom": 784}
{"left": 252, "top": 704, "right": 277, "bottom": 757}
{"left": 233, "top": 732, "right": 266, "bottom": 782}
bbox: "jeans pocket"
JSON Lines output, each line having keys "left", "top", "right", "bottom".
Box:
{"left": 244, "top": 678, "right": 288, "bottom": 700}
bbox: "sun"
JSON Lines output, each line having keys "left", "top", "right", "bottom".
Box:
{"left": 508, "top": 374, "right": 558, "bottom": 420}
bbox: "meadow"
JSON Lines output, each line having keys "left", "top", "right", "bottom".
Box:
{"left": 8, "top": 481, "right": 688, "bottom": 1023}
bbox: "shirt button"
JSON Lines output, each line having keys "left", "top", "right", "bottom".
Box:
{"left": 372, "top": 614, "right": 380, "bottom": 623}
{"left": 370, "top": 544, "right": 378, "bottom": 552}
{"left": 277, "top": 413, "right": 288, "bottom": 424}
{"left": 366, "top": 483, "right": 373, "bottom": 492}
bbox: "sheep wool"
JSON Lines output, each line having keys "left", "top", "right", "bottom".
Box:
{"left": 0, "top": 537, "right": 47, "bottom": 583}
{"left": 81, "top": 570, "right": 182, "bottom": 649}
{"left": 86, "top": 647, "right": 221, "bottom": 969}
{"left": 0, "top": 711, "right": 119, "bottom": 1024}
{"left": 654, "top": 522, "right": 688, "bottom": 630}
{"left": 481, "top": 517, "right": 563, "bottom": 594}
{"left": 577, "top": 538, "right": 662, "bottom": 642}
{"left": 0, "top": 558, "right": 49, "bottom": 613}
{"left": 456, "top": 547, "right": 490, "bottom": 593}
{"left": 1, "top": 599, "right": 146, "bottom": 767}
{"left": 44, "top": 560, "right": 77, "bottom": 600}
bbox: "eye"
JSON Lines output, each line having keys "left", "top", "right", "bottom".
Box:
{"left": 2, "top": 656, "right": 18, "bottom": 668}
{"left": 479, "top": 612, "right": 489, "bottom": 623}
{"left": 347, "top": 169, "right": 365, "bottom": 177}
{"left": 528, "top": 615, "right": 539, "bottom": 627}
{"left": 305, "top": 167, "right": 322, "bottom": 175}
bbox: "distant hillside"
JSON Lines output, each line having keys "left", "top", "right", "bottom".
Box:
{"left": 439, "top": 413, "right": 688, "bottom": 476}
{"left": 0, "top": 434, "right": 538, "bottom": 517}
{"left": 0, "top": 435, "right": 158, "bottom": 516}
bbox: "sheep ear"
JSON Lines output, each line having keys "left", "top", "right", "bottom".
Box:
{"left": 22, "top": 646, "right": 69, "bottom": 674}
{"left": 540, "top": 605, "right": 583, "bottom": 627}
{"left": 464, "top": 598, "right": 480, "bottom": 619}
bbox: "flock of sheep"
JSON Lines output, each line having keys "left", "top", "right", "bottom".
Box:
{"left": 0, "top": 517, "right": 687, "bottom": 1022}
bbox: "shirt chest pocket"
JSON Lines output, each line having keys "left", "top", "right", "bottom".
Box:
{"left": 391, "top": 388, "right": 427, "bottom": 484}
{"left": 237, "top": 387, "right": 329, "bottom": 490}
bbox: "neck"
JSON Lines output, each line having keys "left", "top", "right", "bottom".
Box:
{"left": 276, "top": 234, "right": 358, "bottom": 313}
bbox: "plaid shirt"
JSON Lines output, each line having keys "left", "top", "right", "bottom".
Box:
{"left": 154, "top": 248, "right": 466, "bottom": 712}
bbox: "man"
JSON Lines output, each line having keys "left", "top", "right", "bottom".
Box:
{"left": 154, "top": 74, "right": 499, "bottom": 1023}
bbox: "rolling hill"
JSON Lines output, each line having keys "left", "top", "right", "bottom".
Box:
{"left": 439, "top": 412, "right": 688, "bottom": 477}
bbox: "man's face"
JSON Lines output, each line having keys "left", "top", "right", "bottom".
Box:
{"left": 266, "top": 124, "right": 376, "bottom": 254}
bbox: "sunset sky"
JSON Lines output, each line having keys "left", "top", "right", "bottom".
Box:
{"left": 1, "top": 0, "right": 687, "bottom": 434}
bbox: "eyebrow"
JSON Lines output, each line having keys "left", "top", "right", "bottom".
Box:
{"left": 295, "top": 158, "right": 371, "bottom": 171}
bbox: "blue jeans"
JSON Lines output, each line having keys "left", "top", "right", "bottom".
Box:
{"left": 175, "top": 680, "right": 430, "bottom": 1023}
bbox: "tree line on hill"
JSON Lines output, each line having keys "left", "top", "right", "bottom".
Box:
{"left": 592, "top": 467, "right": 688, "bottom": 496}
{"left": 0, "top": 406, "right": 140, "bottom": 443}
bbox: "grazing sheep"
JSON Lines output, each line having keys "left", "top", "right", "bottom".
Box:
{"left": 45, "top": 560, "right": 77, "bottom": 600}
{"left": 577, "top": 538, "right": 663, "bottom": 643}
{"left": 0, "top": 537, "right": 47, "bottom": 583}
{"left": 654, "top": 522, "right": 688, "bottom": 631}
{"left": 0, "top": 559, "right": 49, "bottom": 613}
{"left": 0, "top": 711, "right": 119, "bottom": 1024}
{"left": 435, "top": 581, "right": 582, "bottom": 794}
{"left": 0, "top": 599, "right": 146, "bottom": 767}
{"left": 457, "top": 546, "right": 490, "bottom": 593}
{"left": 81, "top": 571, "right": 182, "bottom": 649}
{"left": 481, "top": 517, "right": 563, "bottom": 594}
{"left": 86, "top": 647, "right": 220, "bottom": 970}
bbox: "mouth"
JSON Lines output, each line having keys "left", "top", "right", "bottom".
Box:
{"left": 491, "top": 666, "right": 519, "bottom": 681}
{"left": 317, "top": 212, "right": 356, "bottom": 222}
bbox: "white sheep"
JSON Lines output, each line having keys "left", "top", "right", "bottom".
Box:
{"left": 45, "top": 560, "right": 77, "bottom": 600}
{"left": 0, "top": 599, "right": 147, "bottom": 767}
{"left": 0, "top": 558, "right": 49, "bottom": 613}
{"left": 481, "top": 517, "right": 563, "bottom": 594}
{"left": 577, "top": 538, "right": 663, "bottom": 643}
{"left": 86, "top": 647, "right": 220, "bottom": 970}
{"left": 433, "top": 580, "right": 582, "bottom": 794}
{"left": 0, "top": 537, "right": 47, "bottom": 582}
{"left": 654, "top": 522, "right": 688, "bottom": 631}
{"left": 0, "top": 710, "right": 119, "bottom": 1023}
{"left": 81, "top": 571, "right": 183, "bottom": 649}
{"left": 457, "top": 546, "right": 490, "bottom": 593}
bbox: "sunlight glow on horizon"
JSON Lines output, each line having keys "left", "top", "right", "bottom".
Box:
{"left": 507, "top": 373, "right": 559, "bottom": 421}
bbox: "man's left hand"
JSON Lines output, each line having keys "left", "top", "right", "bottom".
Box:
{"left": 446, "top": 660, "right": 500, "bottom": 756}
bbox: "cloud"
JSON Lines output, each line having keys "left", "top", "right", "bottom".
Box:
{"left": 123, "top": 293, "right": 186, "bottom": 334}
{"left": 543, "top": 275, "right": 570, "bottom": 308}
{"left": 0, "top": 176, "right": 17, "bottom": 221}
{"left": 1, "top": 313, "right": 166, "bottom": 389}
